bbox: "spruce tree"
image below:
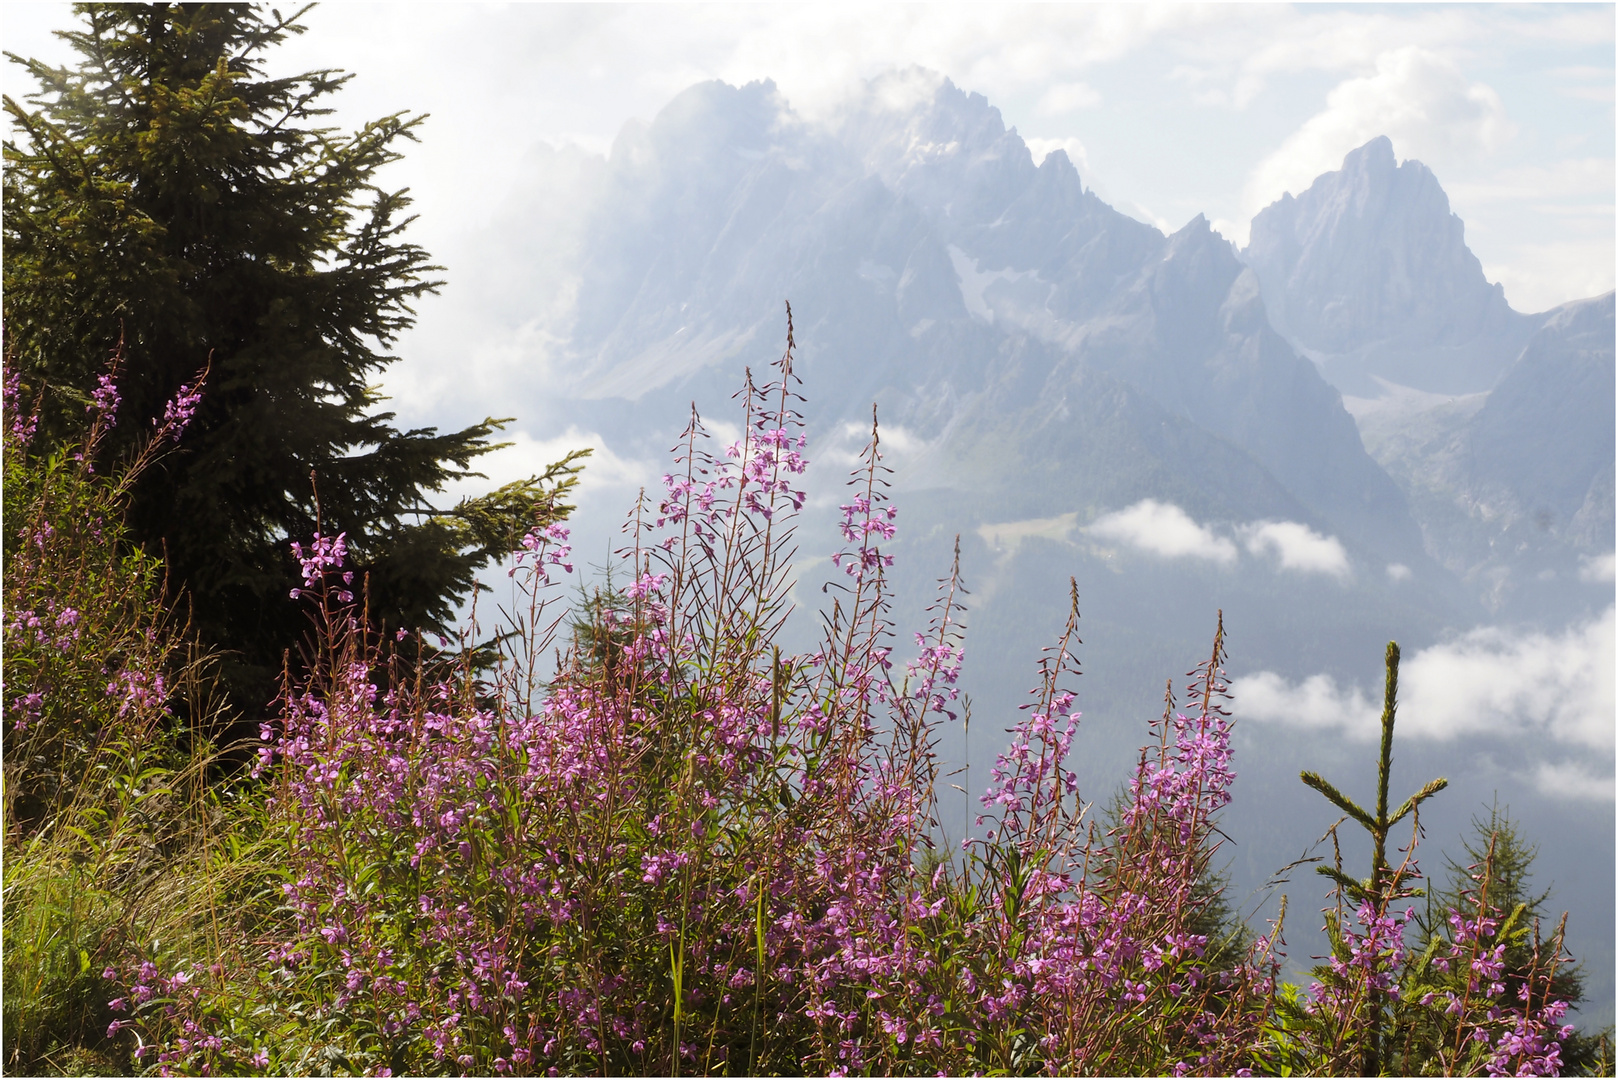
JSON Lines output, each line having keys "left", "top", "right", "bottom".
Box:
{"left": 3, "top": 4, "right": 580, "bottom": 714}
{"left": 1415, "top": 804, "right": 1610, "bottom": 1075}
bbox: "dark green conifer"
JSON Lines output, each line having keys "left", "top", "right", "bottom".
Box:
{"left": 3, "top": 4, "right": 581, "bottom": 714}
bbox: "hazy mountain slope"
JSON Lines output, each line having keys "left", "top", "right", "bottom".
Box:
{"left": 1471, "top": 293, "right": 1615, "bottom": 522}
{"left": 1243, "top": 136, "right": 1538, "bottom": 396}
{"left": 837, "top": 76, "right": 1426, "bottom": 565}
{"left": 1352, "top": 292, "right": 1616, "bottom": 615}
{"left": 521, "top": 74, "right": 1427, "bottom": 575}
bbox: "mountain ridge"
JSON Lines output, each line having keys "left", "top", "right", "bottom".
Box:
{"left": 1242, "top": 135, "right": 1540, "bottom": 397}
{"left": 463, "top": 69, "right": 1608, "bottom": 623}
{"left": 544, "top": 74, "right": 1428, "bottom": 567}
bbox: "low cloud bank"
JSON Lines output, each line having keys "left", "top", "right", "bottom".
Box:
{"left": 1242, "top": 520, "right": 1351, "bottom": 578}
{"left": 1085, "top": 499, "right": 1349, "bottom": 578}
{"left": 1230, "top": 671, "right": 1380, "bottom": 739}
{"left": 1087, "top": 499, "right": 1238, "bottom": 565}
{"left": 1579, "top": 552, "right": 1616, "bottom": 583}
{"left": 1232, "top": 607, "right": 1617, "bottom": 798}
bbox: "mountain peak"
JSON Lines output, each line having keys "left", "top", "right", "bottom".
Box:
{"left": 833, "top": 69, "right": 1040, "bottom": 234}
{"left": 1037, "top": 147, "right": 1080, "bottom": 180}
{"left": 1343, "top": 133, "right": 1396, "bottom": 174}
{"left": 629, "top": 77, "right": 795, "bottom": 166}
{"left": 1174, "top": 212, "right": 1212, "bottom": 237}
{"left": 838, "top": 69, "right": 1023, "bottom": 173}
{"left": 1242, "top": 136, "right": 1529, "bottom": 394}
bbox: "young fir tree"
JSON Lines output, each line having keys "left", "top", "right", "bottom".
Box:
{"left": 3, "top": 4, "right": 581, "bottom": 715}
{"left": 1413, "top": 804, "right": 1611, "bottom": 1076}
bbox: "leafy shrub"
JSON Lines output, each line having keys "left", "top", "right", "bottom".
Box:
{"left": 1, "top": 351, "right": 246, "bottom": 1074}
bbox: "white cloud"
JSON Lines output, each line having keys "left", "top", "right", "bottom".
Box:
{"left": 1387, "top": 563, "right": 1413, "bottom": 582}
{"left": 1087, "top": 500, "right": 1237, "bottom": 565}
{"left": 1398, "top": 609, "right": 1616, "bottom": 750}
{"left": 1580, "top": 553, "right": 1617, "bottom": 584}
{"left": 1532, "top": 761, "right": 1616, "bottom": 802}
{"left": 1243, "top": 47, "right": 1516, "bottom": 223}
{"left": 437, "top": 426, "right": 655, "bottom": 509}
{"left": 1229, "top": 670, "right": 1381, "bottom": 738}
{"left": 1235, "top": 607, "right": 1617, "bottom": 758}
{"left": 1243, "top": 521, "right": 1352, "bottom": 578}
{"left": 1036, "top": 81, "right": 1102, "bottom": 114}
{"left": 1084, "top": 505, "right": 1358, "bottom": 577}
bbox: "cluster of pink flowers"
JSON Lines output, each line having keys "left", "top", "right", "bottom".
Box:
{"left": 1489, "top": 997, "right": 1576, "bottom": 1077}
{"left": 89, "top": 371, "right": 121, "bottom": 423}
{"left": 4, "top": 366, "right": 38, "bottom": 444}
{"left": 94, "top": 343, "right": 1585, "bottom": 1077}
{"left": 4, "top": 359, "right": 200, "bottom": 819}
{"left": 105, "top": 960, "right": 272, "bottom": 1074}
{"left": 830, "top": 493, "right": 897, "bottom": 579}
{"left": 1421, "top": 878, "right": 1578, "bottom": 1076}
{"left": 6, "top": 600, "right": 83, "bottom": 650}
{"left": 154, "top": 374, "right": 206, "bottom": 442}
{"left": 106, "top": 667, "right": 168, "bottom": 719}
{"left": 289, "top": 531, "right": 352, "bottom": 602}
{"left": 513, "top": 521, "right": 573, "bottom": 582}
{"left": 734, "top": 426, "right": 807, "bottom": 519}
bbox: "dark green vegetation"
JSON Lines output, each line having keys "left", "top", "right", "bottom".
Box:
{"left": 1, "top": 395, "right": 250, "bottom": 1075}
{"left": 3, "top": 3, "right": 581, "bottom": 714}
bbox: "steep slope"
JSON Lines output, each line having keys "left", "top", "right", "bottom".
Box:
{"left": 1352, "top": 293, "right": 1616, "bottom": 615}
{"left": 1470, "top": 293, "right": 1615, "bottom": 523}
{"left": 514, "top": 74, "right": 1427, "bottom": 572}
{"left": 1243, "top": 136, "right": 1538, "bottom": 396}
{"left": 830, "top": 77, "right": 1424, "bottom": 564}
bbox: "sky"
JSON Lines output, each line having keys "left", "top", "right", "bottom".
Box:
{"left": 4, "top": 1, "right": 1611, "bottom": 542}
{"left": 5, "top": 2, "right": 1613, "bottom": 333}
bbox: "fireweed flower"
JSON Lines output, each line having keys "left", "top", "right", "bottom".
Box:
{"left": 3, "top": 367, "right": 38, "bottom": 444}
{"left": 511, "top": 522, "right": 573, "bottom": 580}
{"left": 289, "top": 532, "right": 351, "bottom": 601}
{"left": 153, "top": 373, "right": 207, "bottom": 444}
{"left": 98, "top": 348, "right": 1582, "bottom": 1078}
{"left": 105, "top": 669, "right": 168, "bottom": 718}
{"left": 89, "top": 372, "right": 121, "bottom": 423}
{"left": 830, "top": 494, "right": 897, "bottom": 579}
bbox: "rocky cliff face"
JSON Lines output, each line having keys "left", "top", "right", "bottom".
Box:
{"left": 527, "top": 76, "right": 1425, "bottom": 569}
{"left": 1242, "top": 136, "right": 1612, "bottom": 616}
{"left": 1244, "top": 136, "right": 1537, "bottom": 396}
